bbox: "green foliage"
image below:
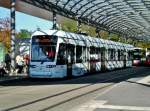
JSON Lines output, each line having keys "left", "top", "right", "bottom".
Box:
{"left": 61, "top": 18, "right": 77, "bottom": 32}
{"left": 135, "top": 40, "right": 150, "bottom": 48}
{"left": 99, "top": 31, "right": 109, "bottom": 39}
{"left": 60, "top": 18, "right": 96, "bottom": 37}
{"left": 17, "top": 29, "right": 31, "bottom": 38}
{"left": 110, "top": 34, "right": 119, "bottom": 42}
{"left": 81, "top": 24, "right": 96, "bottom": 37}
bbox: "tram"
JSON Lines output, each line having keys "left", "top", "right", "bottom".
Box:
{"left": 29, "top": 30, "right": 134, "bottom": 78}
{"left": 132, "top": 48, "right": 146, "bottom": 66}
{"left": 145, "top": 48, "right": 150, "bottom": 66}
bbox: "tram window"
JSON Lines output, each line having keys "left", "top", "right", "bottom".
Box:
{"left": 57, "top": 43, "right": 66, "bottom": 65}
{"left": 120, "top": 50, "right": 124, "bottom": 61}
{"left": 90, "top": 46, "right": 96, "bottom": 61}
{"left": 114, "top": 50, "right": 118, "bottom": 60}
{"left": 128, "top": 51, "right": 132, "bottom": 60}
{"left": 96, "top": 48, "right": 99, "bottom": 54}
{"left": 95, "top": 48, "right": 100, "bottom": 61}
{"left": 96, "top": 48, "right": 101, "bottom": 61}
{"left": 118, "top": 50, "right": 121, "bottom": 61}
{"left": 113, "top": 49, "right": 116, "bottom": 60}
{"left": 82, "top": 47, "right": 87, "bottom": 62}
{"left": 76, "top": 45, "right": 82, "bottom": 63}
{"left": 90, "top": 46, "right": 95, "bottom": 54}
{"left": 101, "top": 48, "right": 105, "bottom": 62}
{"left": 108, "top": 49, "right": 111, "bottom": 60}
{"left": 31, "top": 35, "right": 57, "bottom": 62}
{"left": 108, "top": 49, "right": 115, "bottom": 61}
{"left": 87, "top": 47, "right": 90, "bottom": 61}
{"left": 67, "top": 44, "right": 75, "bottom": 64}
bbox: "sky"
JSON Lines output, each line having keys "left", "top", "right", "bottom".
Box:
{"left": 0, "top": 7, "right": 53, "bottom": 32}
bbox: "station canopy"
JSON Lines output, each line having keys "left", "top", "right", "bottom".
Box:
{"left": 1, "top": 0, "right": 150, "bottom": 41}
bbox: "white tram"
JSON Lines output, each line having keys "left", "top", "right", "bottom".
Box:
{"left": 29, "top": 30, "right": 134, "bottom": 78}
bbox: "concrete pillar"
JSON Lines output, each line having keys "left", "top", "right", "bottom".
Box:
{"left": 52, "top": 11, "right": 57, "bottom": 29}
{"left": 10, "top": 0, "right": 16, "bottom": 72}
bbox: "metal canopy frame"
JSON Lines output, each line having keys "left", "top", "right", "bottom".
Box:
{"left": 21, "top": 0, "right": 150, "bottom": 41}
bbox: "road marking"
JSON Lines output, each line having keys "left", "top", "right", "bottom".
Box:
{"left": 138, "top": 75, "right": 150, "bottom": 85}
{"left": 73, "top": 100, "right": 150, "bottom": 111}
{"left": 97, "top": 82, "right": 122, "bottom": 97}
{"left": 96, "top": 105, "right": 150, "bottom": 111}
{"left": 72, "top": 100, "right": 107, "bottom": 111}
{"left": 71, "top": 80, "right": 123, "bottom": 111}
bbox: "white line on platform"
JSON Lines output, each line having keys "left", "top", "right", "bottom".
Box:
{"left": 72, "top": 100, "right": 107, "bottom": 111}
{"left": 74, "top": 100, "right": 150, "bottom": 111}
{"left": 96, "top": 105, "right": 150, "bottom": 111}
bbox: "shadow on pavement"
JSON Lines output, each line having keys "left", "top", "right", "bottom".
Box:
{"left": 0, "top": 67, "right": 150, "bottom": 87}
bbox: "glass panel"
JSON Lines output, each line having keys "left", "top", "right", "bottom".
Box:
{"left": 31, "top": 35, "right": 57, "bottom": 62}
{"left": 118, "top": 50, "right": 121, "bottom": 61}
{"left": 82, "top": 46, "right": 86, "bottom": 62}
{"left": 76, "top": 45, "right": 82, "bottom": 63}
{"left": 57, "top": 43, "right": 66, "bottom": 65}
{"left": 67, "top": 44, "right": 75, "bottom": 64}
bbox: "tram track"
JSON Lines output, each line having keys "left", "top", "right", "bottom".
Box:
{"left": 39, "top": 72, "right": 146, "bottom": 111}
{"left": 2, "top": 67, "right": 149, "bottom": 111}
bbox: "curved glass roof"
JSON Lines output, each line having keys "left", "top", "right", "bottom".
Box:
{"left": 22, "top": 0, "right": 150, "bottom": 41}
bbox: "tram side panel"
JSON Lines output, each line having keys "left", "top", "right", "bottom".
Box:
{"left": 72, "top": 45, "right": 88, "bottom": 76}
{"left": 57, "top": 38, "right": 89, "bottom": 77}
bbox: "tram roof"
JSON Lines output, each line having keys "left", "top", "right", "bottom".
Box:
{"left": 32, "top": 29, "right": 134, "bottom": 49}
{"left": 1, "top": 0, "right": 150, "bottom": 41}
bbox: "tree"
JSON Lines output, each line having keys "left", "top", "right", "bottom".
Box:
{"left": 99, "top": 30, "right": 109, "bottom": 39}
{"left": 81, "top": 24, "right": 96, "bottom": 37}
{"left": 60, "top": 18, "right": 77, "bottom": 32}
{"left": 109, "top": 34, "right": 119, "bottom": 42}
{"left": 0, "top": 17, "right": 11, "bottom": 52}
{"left": 17, "top": 29, "right": 31, "bottom": 38}
{"left": 60, "top": 18, "right": 96, "bottom": 37}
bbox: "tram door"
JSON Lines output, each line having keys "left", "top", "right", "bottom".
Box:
{"left": 66, "top": 44, "right": 75, "bottom": 78}
{"left": 101, "top": 47, "right": 106, "bottom": 71}
{"left": 90, "top": 46, "right": 96, "bottom": 72}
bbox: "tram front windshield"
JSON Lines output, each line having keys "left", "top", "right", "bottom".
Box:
{"left": 31, "top": 35, "right": 57, "bottom": 62}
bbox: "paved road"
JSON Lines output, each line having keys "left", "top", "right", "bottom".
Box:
{"left": 0, "top": 67, "right": 150, "bottom": 111}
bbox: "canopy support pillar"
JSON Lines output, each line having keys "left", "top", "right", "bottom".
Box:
{"left": 52, "top": 11, "right": 57, "bottom": 29}
{"left": 10, "top": 0, "right": 16, "bottom": 74}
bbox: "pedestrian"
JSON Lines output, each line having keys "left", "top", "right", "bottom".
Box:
{"left": 23, "top": 54, "right": 29, "bottom": 73}
{"left": 5, "top": 51, "right": 11, "bottom": 73}
{"left": 0, "top": 61, "right": 6, "bottom": 77}
{"left": 16, "top": 55, "right": 24, "bottom": 74}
